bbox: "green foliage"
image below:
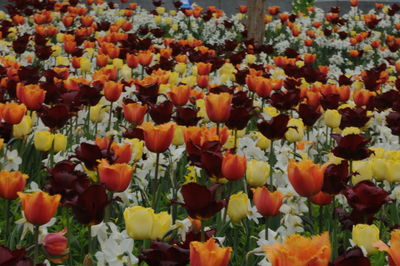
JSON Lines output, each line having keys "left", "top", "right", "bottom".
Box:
{"left": 292, "top": 0, "right": 315, "bottom": 14}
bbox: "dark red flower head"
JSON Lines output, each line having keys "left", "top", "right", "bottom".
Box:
{"left": 0, "top": 245, "right": 32, "bottom": 266}
{"left": 331, "top": 134, "right": 373, "bottom": 161}
{"left": 298, "top": 104, "right": 321, "bottom": 127}
{"left": 66, "top": 183, "right": 110, "bottom": 226}
{"left": 178, "top": 183, "right": 225, "bottom": 220}
{"left": 270, "top": 89, "right": 300, "bottom": 110}
{"left": 257, "top": 114, "right": 290, "bottom": 140}
{"left": 39, "top": 104, "right": 71, "bottom": 130}
{"left": 140, "top": 241, "right": 189, "bottom": 266}
{"left": 174, "top": 107, "right": 200, "bottom": 126}
{"left": 386, "top": 111, "right": 400, "bottom": 136}
{"left": 332, "top": 247, "right": 371, "bottom": 266}
{"left": 339, "top": 107, "right": 370, "bottom": 129}
{"left": 322, "top": 160, "right": 349, "bottom": 195}
{"left": 149, "top": 101, "right": 173, "bottom": 124}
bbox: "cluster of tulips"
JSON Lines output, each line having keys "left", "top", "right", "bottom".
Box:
{"left": 2, "top": 0, "right": 400, "bottom": 265}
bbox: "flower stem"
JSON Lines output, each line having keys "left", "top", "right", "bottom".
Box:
{"left": 33, "top": 226, "right": 39, "bottom": 264}
{"left": 269, "top": 141, "right": 274, "bottom": 186}
{"left": 5, "top": 199, "right": 10, "bottom": 242}
{"left": 107, "top": 102, "right": 113, "bottom": 132}
{"left": 200, "top": 221, "right": 205, "bottom": 242}
{"left": 265, "top": 216, "right": 269, "bottom": 240}
{"left": 152, "top": 153, "right": 161, "bottom": 209}
{"left": 319, "top": 205, "right": 323, "bottom": 233}
{"left": 87, "top": 226, "right": 92, "bottom": 258}
{"left": 233, "top": 129, "right": 238, "bottom": 154}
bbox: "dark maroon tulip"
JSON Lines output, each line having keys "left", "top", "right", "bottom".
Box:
{"left": 235, "top": 69, "right": 250, "bottom": 85}
{"left": 75, "top": 143, "right": 103, "bottom": 170}
{"left": 343, "top": 180, "right": 389, "bottom": 219}
{"left": 174, "top": 107, "right": 200, "bottom": 126}
{"left": 123, "top": 127, "right": 144, "bottom": 140}
{"left": 0, "top": 122, "right": 13, "bottom": 143}
{"left": 149, "top": 101, "right": 173, "bottom": 124}
{"left": 270, "top": 89, "right": 300, "bottom": 110}
{"left": 140, "top": 241, "right": 189, "bottom": 266}
{"left": 18, "top": 66, "right": 41, "bottom": 85}
{"left": 339, "top": 107, "right": 370, "bottom": 129}
{"left": 302, "top": 66, "right": 327, "bottom": 83}
{"left": 152, "top": 0, "right": 163, "bottom": 7}
{"left": 173, "top": 1, "right": 183, "bottom": 8}
{"left": 362, "top": 69, "right": 381, "bottom": 91}
{"left": 226, "top": 107, "right": 254, "bottom": 130}
{"left": 257, "top": 114, "right": 290, "bottom": 140}
{"left": 386, "top": 111, "right": 400, "bottom": 136}
{"left": 284, "top": 48, "right": 298, "bottom": 58}
{"left": 0, "top": 245, "right": 32, "bottom": 266}
{"left": 186, "top": 140, "right": 222, "bottom": 169}
{"left": 338, "top": 75, "right": 352, "bottom": 86}
{"left": 322, "top": 160, "right": 349, "bottom": 195}
{"left": 284, "top": 78, "right": 301, "bottom": 91}
{"left": 12, "top": 34, "right": 30, "bottom": 54}
{"left": 298, "top": 104, "right": 321, "bottom": 127}
{"left": 332, "top": 247, "right": 371, "bottom": 266}
{"left": 77, "top": 83, "right": 103, "bottom": 106}
{"left": 331, "top": 134, "right": 373, "bottom": 161}
{"left": 178, "top": 183, "right": 225, "bottom": 219}
{"left": 35, "top": 44, "right": 53, "bottom": 60}
{"left": 66, "top": 183, "right": 110, "bottom": 225}
{"left": 39, "top": 104, "right": 70, "bottom": 130}
{"left": 135, "top": 82, "right": 159, "bottom": 105}
{"left": 320, "top": 93, "right": 340, "bottom": 110}
{"left": 374, "top": 90, "right": 400, "bottom": 111}
{"left": 201, "top": 148, "right": 222, "bottom": 178}
{"left": 44, "top": 160, "right": 90, "bottom": 203}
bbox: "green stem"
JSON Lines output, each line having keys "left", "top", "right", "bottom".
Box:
{"left": 216, "top": 123, "right": 220, "bottom": 135}
{"left": 33, "top": 226, "right": 39, "bottom": 264}
{"left": 319, "top": 205, "right": 323, "bottom": 233}
{"left": 308, "top": 198, "right": 313, "bottom": 224}
{"left": 221, "top": 182, "right": 233, "bottom": 227}
{"left": 65, "top": 209, "right": 73, "bottom": 265}
{"left": 233, "top": 129, "right": 238, "bottom": 154}
{"left": 152, "top": 153, "right": 161, "bottom": 209}
{"left": 293, "top": 142, "right": 296, "bottom": 159}
{"left": 5, "top": 199, "right": 10, "bottom": 243}
{"left": 87, "top": 226, "right": 92, "bottom": 258}
{"left": 269, "top": 141, "right": 274, "bottom": 186}
{"left": 201, "top": 221, "right": 205, "bottom": 242}
{"left": 107, "top": 102, "right": 113, "bottom": 132}
{"left": 265, "top": 217, "right": 269, "bottom": 240}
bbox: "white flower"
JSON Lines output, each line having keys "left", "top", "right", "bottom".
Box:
{"left": 15, "top": 214, "right": 56, "bottom": 241}
{"left": 3, "top": 150, "right": 22, "bottom": 171}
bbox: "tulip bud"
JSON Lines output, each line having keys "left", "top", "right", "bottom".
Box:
{"left": 80, "top": 57, "right": 91, "bottom": 73}
{"left": 172, "top": 125, "right": 185, "bottom": 146}
{"left": 205, "top": 93, "right": 232, "bottom": 123}
{"left": 2, "top": 102, "right": 27, "bottom": 124}
{"left": 174, "top": 63, "right": 187, "bottom": 74}
{"left": 255, "top": 132, "right": 271, "bottom": 150}
{"left": 90, "top": 103, "right": 107, "bottom": 123}
{"left": 13, "top": 116, "right": 32, "bottom": 139}
{"left": 53, "top": 134, "right": 67, "bottom": 153}
{"left": 43, "top": 229, "right": 69, "bottom": 259}
{"left": 0, "top": 170, "right": 28, "bottom": 200}
{"left": 288, "top": 160, "right": 323, "bottom": 197}
{"left": 227, "top": 192, "right": 249, "bottom": 222}
{"left": 120, "top": 64, "right": 132, "bottom": 81}
{"left": 246, "top": 160, "right": 270, "bottom": 187}
{"left": 98, "top": 159, "right": 133, "bottom": 192}
{"left": 124, "top": 206, "right": 154, "bottom": 240}
{"left": 352, "top": 224, "right": 380, "bottom": 255}
{"left": 324, "top": 109, "right": 341, "bottom": 128}
{"left": 127, "top": 138, "right": 143, "bottom": 162}
{"left": 34, "top": 131, "right": 54, "bottom": 152}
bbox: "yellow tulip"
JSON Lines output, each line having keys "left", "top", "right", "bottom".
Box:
{"left": 352, "top": 224, "right": 380, "bottom": 255}
{"left": 352, "top": 161, "right": 373, "bottom": 184}
{"left": 246, "top": 160, "right": 270, "bottom": 187}
{"left": 150, "top": 211, "right": 172, "bottom": 240}
{"left": 127, "top": 138, "right": 143, "bottom": 162}
{"left": 324, "top": 109, "right": 341, "bottom": 128}
{"left": 56, "top": 56, "right": 70, "bottom": 66}
{"left": 53, "top": 134, "right": 67, "bottom": 153}
{"left": 255, "top": 132, "right": 271, "bottom": 150}
{"left": 90, "top": 103, "right": 107, "bottom": 123}
{"left": 124, "top": 206, "right": 154, "bottom": 240}
{"left": 51, "top": 46, "right": 61, "bottom": 57}
{"left": 285, "top": 118, "right": 304, "bottom": 142}
{"left": 371, "top": 158, "right": 387, "bottom": 181}
{"left": 156, "top": 7, "right": 165, "bottom": 15}
{"left": 120, "top": 64, "right": 132, "bottom": 81}
{"left": 172, "top": 125, "right": 185, "bottom": 146}
{"left": 342, "top": 127, "right": 361, "bottom": 136}
{"left": 245, "top": 54, "right": 256, "bottom": 64}
{"left": 34, "top": 131, "right": 54, "bottom": 152}
{"left": 174, "top": 63, "right": 187, "bottom": 74}
{"left": 227, "top": 192, "right": 249, "bottom": 222}
{"left": 386, "top": 160, "right": 400, "bottom": 182}
{"left": 13, "top": 116, "right": 32, "bottom": 139}
{"left": 80, "top": 57, "right": 91, "bottom": 73}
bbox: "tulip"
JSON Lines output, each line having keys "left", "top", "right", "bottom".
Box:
{"left": 227, "top": 192, "right": 249, "bottom": 222}
{"left": 13, "top": 116, "right": 32, "bottom": 139}
{"left": 90, "top": 103, "right": 107, "bottom": 123}
{"left": 104, "top": 81, "right": 123, "bottom": 102}
{"left": 18, "top": 191, "right": 61, "bottom": 226}
{"left": 331, "top": 134, "right": 373, "bottom": 161}
{"left": 123, "top": 103, "right": 147, "bottom": 125}
{"left": 141, "top": 122, "right": 175, "bottom": 153}
{"left": 112, "top": 143, "right": 133, "bottom": 164}
{"left": 172, "top": 125, "right": 185, "bottom": 146}
{"left": 43, "top": 229, "right": 68, "bottom": 262}
{"left": 205, "top": 93, "right": 232, "bottom": 123}
{"left": 16, "top": 84, "right": 46, "bottom": 110}
{"left": 221, "top": 153, "right": 246, "bottom": 181}
{"left": 352, "top": 161, "right": 373, "bottom": 184}
{"left": 80, "top": 57, "right": 91, "bottom": 73}
{"left": 126, "top": 53, "right": 139, "bottom": 68}
{"left": 288, "top": 160, "right": 324, "bottom": 197}
{"left": 255, "top": 133, "right": 271, "bottom": 150}
{"left": 168, "top": 85, "right": 191, "bottom": 106}
{"left": 370, "top": 158, "right": 387, "bottom": 181}
{"left": 352, "top": 224, "right": 380, "bottom": 255}
{"left": 196, "top": 62, "right": 212, "bottom": 76}
{"left": 246, "top": 160, "right": 270, "bottom": 187}
{"left": 257, "top": 114, "right": 290, "bottom": 140}
{"left": 2, "top": 102, "right": 26, "bottom": 124}
{"left": 386, "top": 160, "right": 400, "bottom": 182}
{"left": 310, "top": 191, "right": 333, "bottom": 206}
{"left": 53, "top": 134, "right": 67, "bottom": 153}
{"left": 34, "top": 131, "right": 54, "bottom": 152}
{"left": 252, "top": 186, "right": 284, "bottom": 216}
{"left": 124, "top": 206, "right": 172, "bottom": 240}
{"left": 285, "top": 118, "right": 305, "bottom": 142}
{"left": 138, "top": 51, "right": 153, "bottom": 66}
{"left": 324, "top": 109, "right": 341, "bottom": 128}
{"left": 0, "top": 170, "right": 28, "bottom": 200}
{"left": 190, "top": 238, "right": 231, "bottom": 266}
{"left": 263, "top": 232, "right": 331, "bottom": 265}
{"left": 98, "top": 159, "right": 133, "bottom": 192}
{"left": 121, "top": 64, "right": 132, "bottom": 81}
{"left": 374, "top": 230, "right": 400, "bottom": 266}
{"left": 96, "top": 54, "right": 108, "bottom": 67}
{"left": 127, "top": 138, "right": 144, "bottom": 162}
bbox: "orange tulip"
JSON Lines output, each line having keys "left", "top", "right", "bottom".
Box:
{"left": 138, "top": 51, "right": 153, "bottom": 66}
{"left": 12, "top": 15, "right": 25, "bottom": 25}
{"left": 64, "top": 40, "right": 77, "bottom": 54}
{"left": 141, "top": 122, "right": 175, "bottom": 153}
{"left": 221, "top": 153, "right": 246, "bottom": 181}
{"left": 197, "top": 75, "right": 209, "bottom": 88}
{"left": 0, "top": 170, "right": 28, "bottom": 200}
{"left": 126, "top": 53, "right": 139, "bottom": 68}
{"left": 168, "top": 85, "right": 191, "bottom": 106}
{"left": 104, "top": 81, "right": 123, "bottom": 102}
{"left": 255, "top": 77, "right": 274, "bottom": 98}
{"left": 374, "top": 230, "right": 400, "bottom": 266}
{"left": 112, "top": 143, "right": 133, "bottom": 164}
{"left": 252, "top": 186, "right": 284, "bottom": 216}
{"left": 205, "top": 93, "right": 232, "bottom": 123}
{"left": 350, "top": 0, "right": 359, "bottom": 6}
{"left": 311, "top": 191, "right": 333, "bottom": 206}
{"left": 239, "top": 5, "right": 248, "bottom": 13}
{"left": 2, "top": 102, "right": 27, "bottom": 124}
{"left": 123, "top": 103, "right": 147, "bottom": 125}
{"left": 196, "top": 62, "right": 212, "bottom": 76}
{"left": 80, "top": 16, "right": 94, "bottom": 27}
{"left": 62, "top": 16, "right": 74, "bottom": 27}
{"left": 353, "top": 89, "right": 375, "bottom": 106}
{"left": 263, "top": 232, "right": 331, "bottom": 266}
{"left": 18, "top": 192, "right": 61, "bottom": 226}
{"left": 96, "top": 54, "right": 108, "bottom": 67}
{"left": 288, "top": 160, "right": 324, "bottom": 197}
{"left": 98, "top": 159, "right": 133, "bottom": 192}
{"left": 16, "top": 83, "right": 46, "bottom": 110}
{"left": 190, "top": 238, "right": 231, "bottom": 266}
